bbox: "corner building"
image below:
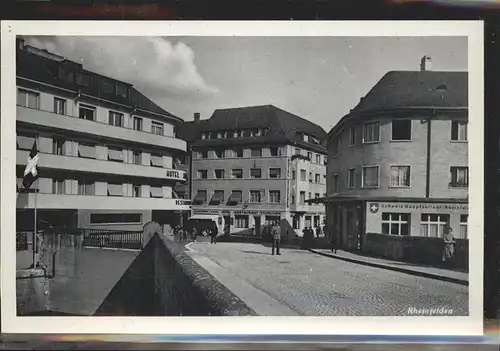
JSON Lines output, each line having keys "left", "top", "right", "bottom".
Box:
{"left": 183, "top": 105, "right": 327, "bottom": 236}
{"left": 15, "top": 40, "right": 190, "bottom": 231}
{"left": 323, "top": 59, "right": 468, "bottom": 250}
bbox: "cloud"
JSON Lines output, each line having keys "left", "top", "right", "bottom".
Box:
{"left": 23, "top": 36, "right": 219, "bottom": 99}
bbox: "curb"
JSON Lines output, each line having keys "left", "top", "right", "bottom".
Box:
{"left": 309, "top": 249, "right": 468, "bottom": 286}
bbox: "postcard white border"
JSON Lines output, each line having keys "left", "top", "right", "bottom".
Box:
{"left": 1, "top": 20, "right": 484, "bottom": 335}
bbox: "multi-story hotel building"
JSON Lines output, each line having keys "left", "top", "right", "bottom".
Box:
{"left": 320, "top": 57, "right": 468, "bottom": 250}
{"left": 180, "top": 105, "right": 327, "bottom": 236}
{"left": 15, "top": 39, "right": 190, "bottom": 231}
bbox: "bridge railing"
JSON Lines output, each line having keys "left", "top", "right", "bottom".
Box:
{"left": 83, "top": 229, "right": 143, "bottom": 250}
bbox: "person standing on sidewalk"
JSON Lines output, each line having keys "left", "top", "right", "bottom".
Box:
{"left": 442, "top": 226, "right": 455, "bottom": 267}
{"left": 271, "top": 224, "right": 281, "bottom": 255}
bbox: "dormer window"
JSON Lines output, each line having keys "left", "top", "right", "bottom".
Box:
{"left": 100, "top": 79, "right": 115, "bottom": 94}
{"left": 201, "top": 133, "right": 206, "bottom": 140}
{"left": 75, "top": 72, "right": 90, "bottom": 87}
{"left": 116, "top": 83, "right": 128, "bottom": 98}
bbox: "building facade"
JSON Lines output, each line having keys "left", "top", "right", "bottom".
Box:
{"left": 15, "top": 39, "right": 190, "bottom": 232}
{"left": 181, "top": 105, "right": 327, "bottom": 236}
{"left": 320, "top": 57, "right": 468, "bottom": 250}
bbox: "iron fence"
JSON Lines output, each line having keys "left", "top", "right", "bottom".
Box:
{"left": 16, "top": 232, "right": 28, "bottom": 251}
{"left": 83, "top": 229, "right": 143, "bottom": 250}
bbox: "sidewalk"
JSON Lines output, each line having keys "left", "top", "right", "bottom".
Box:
{"left": 310, "top": 248, "right": 468, "bottom": 286}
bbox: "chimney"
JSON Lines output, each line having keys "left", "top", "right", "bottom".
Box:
{"left": 194, "top": 112, "right": 200, "bottom": 123}
{"left": 420, "top": 55, "right": 433, "bottom": 71}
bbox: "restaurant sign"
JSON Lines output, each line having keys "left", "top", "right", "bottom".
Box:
{"left": 370, "top": 202, "right": 468, "bottom": 211}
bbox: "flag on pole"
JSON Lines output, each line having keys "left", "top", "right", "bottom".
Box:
{"left": 23, "top": 141, "right": 39, "bottom": 190}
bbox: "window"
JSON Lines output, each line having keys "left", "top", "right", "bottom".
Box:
{"left": 362, "top": 166, "right": 379, "bottom": 187}
{"left": 193, "top": 190, "right": 207, "bottom": 205}
{"left": 316, "top": 154, "right": 321, "bottom": 163}
{"left": 132, "top": 184, "right": 141, "bottom": 197}
{"left": 227, "top": 190, "right": 242, "bottom": 205}
{"left": 108, "top": 147, "right": 124, "bottom": 162}
{"left": 214, "top": 169, "right": 225, "bottom": 179}
{"left": 235, "top": 215, "right": 249, "bottom": 228}
{"left": 266, "top": 216, "right": 280, "bottom": 226}
{"left": 116, "top": 83, "right": 128, "bottom": 98}
{"left": 348, "top": 168, "right": 355, "bottom": 188}
{"left": 450, "top": 167, "right": 468, "bottom": 188}
{"left": 392, "top": 119, "right": 412, "bottom": 141}
{"left": 107, "top": 183, "right": 123, "bottom": 197}
{"left": 250, "top": 168, "right": 261, "bottom": 179}
{"left": 300, "top": 191, "right": 306, "bottom": 204}
{"left": 270, "top": 147, "right": 279, "bottom": 156}
{"left": 17, "top": 135, "right": 36, "bottom": 151}
{"left": 90, "top": 213, "right": 142, "bottom": 225}
{"left": 78, "top": 180, "right": 94, "bottom": 195}
{"left": 133, "top": 117, "right": 143, "bottom": 131}
{"left": 390, "top": 166, "right": 411, "bottom": 187}
{"left": 333, "top": 174, "right": 340, "bottom": 192}
{"left": 332, "top": 139, "right": 340, "bottom": 156}
{"left": 201, "top": 133, "right": 206, "bottom": 140}
{"left": 200, "top": 150, "right": 208, "bottom": 159}
{"left": 53, "top": 98, "right": 66, "bottom": 115}
{"left": 300, "top": 170, "right": 306, "bottom": 181}
{"left": 210, "top": 190, "right": 224, "bottom": 205}
{"left": 52, "top": 179, "right": 65, "bottom": 195}
{"left": 78, "top": 143, "right": 95, "bottom": 159}
{"left": 382, "top": 213, "right": 410, "bottom": 236}
{"left": 291, "top": 194, "right": 296, "bottom": 205}
{"left": 292, "top": 171, "right": 296, "bottom": 180}
{"left": 315, "top": 173, "right": 320, "bottom": 183}
{"left": 363, "top": 121, "right": 380, "bottom": 143}
{"left": 307, "top": 152, "right": 312, "bottom": 160}
{"left": 215, "top": 149, "right": 225, "bottom": 158}
{"left": 250, "top": 190, "right": 262, "bottom": 203}
{"left": 269, "top": 168, "right": 281, "bottom": 179}
{"left": 100, "top": 79, "right": 115, "bottom": 94}
{"left": 151, "top": 121, "right": 164, "bottom": 136}
{"left": 79, "top": 104, "right": 95, "bottom": 121}
{"left": 269, "top": 190, "right": 281, "bottom": 204}
{"left": 232, "top": 169, "right": 243, "bottom": 179}
{"left": 451, "top": 121, "right": 468, "bottom": 141}
{"left": 75, "top": 72, "right": 90, "bottom": 87}
{"left": 52, "top": 138, "right": 64, "bottom": 155}
{"left": 295, "top": 148, "right": 301, "bottom": 155}
{"left": 460, "top": 214, "right": 468, "bottom": 239}
{"left": 132, "top": 150, "right": 141, "bottom": 165}
{"left": 309, "top": 172, "right": 313, "bottom": 183}
{"left": 251, "top": 148, "right": 262, "bottom": 157}
{"left": 349, "top": 126, "right": 356, "bottom": 146}
{"left": 197, "top": 170, "right": 208, "bottom": 179}
{"left": 233, "top": 149, "right": 243, "bottom": 158}
{"left": 420, "top": 214, "right": 449, "bottom": 238}
{"left": 17, "top": 89, "right": 40, "bottom": 109}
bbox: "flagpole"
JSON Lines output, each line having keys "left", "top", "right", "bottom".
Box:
{"left": 33, "top": 186, "right": 37, "bottom": 268}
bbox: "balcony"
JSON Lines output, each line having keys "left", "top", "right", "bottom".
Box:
{"left": 17, "top": 106, "right": 186, "bottom": 152}
{"left": 16, "top": 193, "right": 192, "bottom": 211}
{"left": 17, "top": 150, "right": 187, "bottom": 181}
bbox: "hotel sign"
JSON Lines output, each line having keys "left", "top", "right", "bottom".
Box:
{"left": 371, "top": 202, "right": 468, "bottom": 211}
{"left": 166, "top": 170, "right": 185, "bottom": 180}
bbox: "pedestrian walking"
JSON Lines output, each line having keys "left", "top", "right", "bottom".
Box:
{"left": 442, "top": 226, "right": 455, "bottom": 267}
{"left": 271, "top": 223, "right": 281, "bottom": 255}
{"left": 192, "top": 226, "right": 198, "bottom": 242}
{"left": 182, "top": 228, "right": 188, "bottom": 243}
{"left": 210, "top": 223, "right": 218, "bottom": 244}
{"left": 178, "top": 228, "right": 184, "bottom": 243}
{"left": 330, "top": 231, "right": 338, "bottom": 254}
{"left": 315, "top": 225, "right": 321, "bottom": 238}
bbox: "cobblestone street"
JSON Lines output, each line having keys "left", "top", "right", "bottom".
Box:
{"left": 189, "top": 242, "right": 468, "bottom": 316}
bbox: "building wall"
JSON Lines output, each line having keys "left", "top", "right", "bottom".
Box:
{"left": 78, "top": 209, "right": 153, "bottom": 231}
{"left": 326, "top": 114, "right": 468, "bottom": 199}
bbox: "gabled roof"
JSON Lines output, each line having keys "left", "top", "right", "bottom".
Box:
{"left": 328, "top": 70, "right": 468, "bottom": 138}
{"left": 16, "top": 45, "right": 181, "bottom": 123}
{"left": 180, "top": 105, "right": 327, "bottom": 153}
{"left": 352, "top": 71, "right": 468, "bottom": 114}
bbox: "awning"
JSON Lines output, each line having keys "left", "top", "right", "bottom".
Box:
{"left": 150, "top": 155, "right": 163, "bottom": 167}
{"left": 108, "top": 148, "right": 124, "bottom": 162}
{"left": 107, "top": 183, "right": 123, "bottom": 196}
{"left": 192, "top": 191, "right": 207, "bottom": 205}
{"left": 150, "top": 186, "right": 163, "bottom": 198}
{"left": 227, "top": 191, "right": 242, "bottom": 205}
{"left": 189, "top": 214, "right": 219, "bottom": 221}
{"left": 17, "top": 136, "right": 35, "bottom": 150}
{"left": 78, "top": 144, "right": 95, "bottom": 158}
{"left": 209, "top": 191, "right": 224, "bottom": 205}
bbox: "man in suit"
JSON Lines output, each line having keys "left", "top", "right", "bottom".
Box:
{"left": 271, "top": 224, "right": 281, "bottom": 255}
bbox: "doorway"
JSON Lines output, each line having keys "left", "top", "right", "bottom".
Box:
{"left": 254, "top": 216, "right": 261, "bottom": 236}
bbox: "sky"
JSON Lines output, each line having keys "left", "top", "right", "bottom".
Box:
{"left": 24, "top": 36, "right": 467, "bottom": 132}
